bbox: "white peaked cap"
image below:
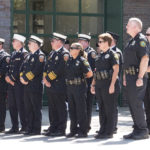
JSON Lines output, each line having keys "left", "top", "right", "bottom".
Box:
{"left": 13, "top": 34, "right": 26, "bottom": 43}
{"left": 29, "top": 35, "right": 43, "bottom": 47}
{"left": 0, "top": 38, "right": 5, "bottom": 43}
{"left": 52, "top": 32, "right": 67, "bottom": 41}
{"left": 78, "top": 34, "right": 91, "bottom": 41}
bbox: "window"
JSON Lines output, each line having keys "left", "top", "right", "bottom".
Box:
{"left": 11, "top": 0, "right": 104, "bottom": 53}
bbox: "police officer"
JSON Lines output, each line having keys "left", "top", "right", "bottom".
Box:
{"left": 106, "top": 31, "right": 123, "bottom": 134}
{"left": 20, "top": 35, "right": 45, "bottom": 135}
{"left": 123, "top": 18, "right": 149, "bottom": 139}
{"left": 78, "top": 34, "right": 96, "bottom": 132}
{"left": 5, "top": 34, "right": 28, "bottom": 134}
{"left": 0, "top": 38, "right": 10, "bottom": 133}
{"left": 91, "top": 33, "right": 119, "bottom": 139}
{"left": 65, "top": 43, "right": 93, "bottom": 138}
{"left": 143, "top": 27, "right": 150, "bottom": 133}
{"left": 43, "top": 33, "right": 69, "bottom": 136}
{"left": 106, "top": 31, "right": 123, "bottom": 78}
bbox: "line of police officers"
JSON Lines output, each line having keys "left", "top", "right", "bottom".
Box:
{"left": 0, "top": 17, "right": 150, "bottom": 140}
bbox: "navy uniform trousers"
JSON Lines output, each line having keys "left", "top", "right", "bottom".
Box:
{"left": 96, "top": 81, "right": 119, "bottom": 135}
{"left": 7, "top": 83, "right": 26, "bottom": 130}
{"left": 46, "top": 88, "right": 67, "bottom": 133}
{"left": 0, "top": 92, "right": 7, "bottom": 130}
{"left": 126, "top": 75, "right": 148, "bottom": 133}
{"left": 143, "top": 77, "right": 150, "bottom": 132}
{"left": 24, "top": 90, "right": 42, "bottom": 133}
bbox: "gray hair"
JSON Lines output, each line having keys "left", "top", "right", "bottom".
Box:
{"left": 129, "top": 17, "right": 143, "bottom": 31}
{"left": 146, "top": 27, "right": 150, "bottom": 32}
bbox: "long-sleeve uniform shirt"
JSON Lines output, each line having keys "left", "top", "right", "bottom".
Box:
{"left": 20, "top": 49, "right": 45, "bottom": 92}
{"left": 0, "top": 49, "right": 10, "bottom": 92}
{"left": 43, "top": 47, "right": 69, "bottom": 93}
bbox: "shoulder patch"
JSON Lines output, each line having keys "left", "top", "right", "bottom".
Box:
{"left": 63, "top": 53, "right": 69, "bottom": 62}
{"left": 39, "top": 55, "right": 45, "bottom": 62}
{"left": 83, "top": 59, "right": 90, "bottom": 67}
{"left": 114, "top": 53, "right": 119, "bottom": 60}
{"left": 140, "top": 41, "right": 146, "bottom": 47}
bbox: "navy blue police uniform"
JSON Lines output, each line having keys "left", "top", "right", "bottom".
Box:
{"left": 44, "top": 46, "right": 69, "bottom": 136}
{"left": 20, "top": 49, "right": 45, "bottom": 135}
{"left": 123, "top": 32, "right": 149, "bottom": 139}
{"left": 65, "top": 55, "right": 92, "bottom": 137}
{"left": 78, "top": 34, "right": 97, "bottom": 132}
{"left": 143, "top": 43, "right": 150, "bottom": 133}
{"left": 6, "top": 47, "right": 28, "bottom": 133}
{"left": 0, "top": 49, "right": 10, "bottom": 132}
{"left": 85, "top": 46, "right": 96, "bottom": 131}
{"left": 107, "top": 31, "right": 123, "bottom": 134}
{"left": 94, "top": 49, "right": 119, "bottom": 138}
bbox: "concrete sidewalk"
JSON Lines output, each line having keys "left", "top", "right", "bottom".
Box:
{"left": 0, "top": 106, "right": 149, "bottom": 150}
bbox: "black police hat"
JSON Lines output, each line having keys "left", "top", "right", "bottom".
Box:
{"left": 96, "top": 42, "right": 99, "bottom": 47}
{"left": 65, "top": 39, "right": 70, "bottom": 44}
{"left": 106, "top": 31, "right": 119, "bottom": 41}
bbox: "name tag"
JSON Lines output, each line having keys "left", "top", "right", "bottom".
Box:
{"left": 15, "top": 58, "right": 21, "bottom": 60}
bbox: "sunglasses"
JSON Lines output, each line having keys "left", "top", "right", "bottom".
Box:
{"left": 146, "top": 33, "right": 150, "bottom": 36}
{"left": 98, "top": 40, "right": 105, "bottom": 43}
{"left": 70, "top": 47, "right": 81, "bottom": 50}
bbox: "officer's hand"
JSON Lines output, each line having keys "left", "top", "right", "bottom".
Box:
{"left": 5, "top": 76, "right": 11, "bottom": 83}
{"left": 90, "top": 86, "right": 95, "bottom": 94}
{"left": 10, "top": 80, "right": 14, "bottom": 86}
{"left": 109, "top": 84, "right": 115, "bottom": 94}
{"left": 136, "top": 78, "right": 143, "bottom": 87}
{"left": 20, "top": 77, "right": 28, "bottom": 85}
{"left": 45, "top": 82, "right": 51, "bottom": 88}
{"left": 43, "top": 77, "right": 51, "bottom": 87}
{"left": 43, "top": 77, "right": 47, "bottom": 84}
{"left": 123, "top": 80, "right": 126, "bottom": 86}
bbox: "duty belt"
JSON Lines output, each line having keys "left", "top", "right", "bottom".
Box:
{"left": 66, "top": 78, "right": 85, "bottom": 85}
{"left": 95, "top": 70, "right": 112, "bottom": 80}
{"left": 124, "top": 66, "right": 139, "bottom": 75}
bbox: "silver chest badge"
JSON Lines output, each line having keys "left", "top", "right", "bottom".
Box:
{"left": 55, "top": 56, "right": 58, "bottom": 61}
{"left": 31, "top": 58, "right": 34, "bottom": 62}
{"left": 105, "top": 54, "right": 110, "bottom": 59}
{"left": 131, "top": 40, "right": 136, "bottom": 46}
{"left": 76, "top": 60, "right": 80, "bottom": 66}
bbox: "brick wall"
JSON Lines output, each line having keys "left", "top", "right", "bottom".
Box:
{"left": 0, "top": 0, "right": 11, "bottom": 52}
{"left": 123, "top": 0, "right": 150, "bottom": 46}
